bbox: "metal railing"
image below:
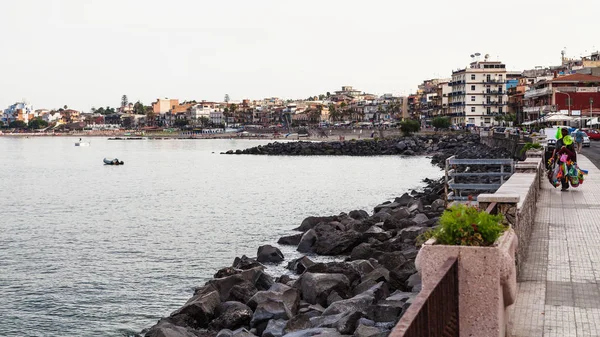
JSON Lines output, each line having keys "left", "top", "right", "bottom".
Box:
{"left": 390, "top": 257, "right": 459, "bottom": 337}
{"left": 445, "top": 156, "right": 514, "bottom": 201}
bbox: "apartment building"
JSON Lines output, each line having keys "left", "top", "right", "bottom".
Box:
{"left": 449, "top": 56, "right": 508, "bottom": 126}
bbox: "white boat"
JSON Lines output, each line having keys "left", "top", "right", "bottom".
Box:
{"left": 75, "top": 140, "right": 90, "bottom": 146}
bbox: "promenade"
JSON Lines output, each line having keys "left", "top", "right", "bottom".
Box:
{"left": 509, "top": 154, "right": 600, "bottom": 336}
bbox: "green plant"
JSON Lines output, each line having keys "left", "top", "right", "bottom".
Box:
{"left": 520, "top": 142, "right": 542, "bottom": 155}
{"left": 400, "top": 119, "right": 420, "bottom": 136}
{"left": 431, "top": 204, "right": 506, "bottom": 246}
{"left": 432, "top": 117, "right": 451, "bottom": 130}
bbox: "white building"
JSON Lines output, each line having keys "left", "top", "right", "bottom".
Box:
{"left": 2, "top": 101, "right": 35, "bottom": 125}
{"left": 449, "top": 57, "right": 508, "bottom": 126}
{"left": 210, "top": 110, "right": 224, "bottom": 125}
{"left": 191, "top": 103, "right": 217, "bottom": 121}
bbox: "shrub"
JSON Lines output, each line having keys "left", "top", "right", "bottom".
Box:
{"left": 431, "top": 204, "right": 506, "bottom": 246}
{"left": 400, "top": 119, "right": 420, "bottom": 136}
{"left": 432, "top": 117, "right": 451, "bottom": 130}
{"left": 520, "top": 142, "right": 542, "bottom": 155}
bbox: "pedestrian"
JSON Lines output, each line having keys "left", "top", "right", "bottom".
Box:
{"left": 552, "top": 128, "right": 577, "bottom": 191}
{"left": 574, "top": 128, "right": 585, "bottom": 153}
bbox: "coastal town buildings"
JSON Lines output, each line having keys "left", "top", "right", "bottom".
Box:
{"left": 449, "top": 55, "right": 508, "bottom": 127}
{"left": 523, "top": 73, "right": 600, "bottom": 121}
{"left": 2, "top": 101, "right": 35, "bottom": 125}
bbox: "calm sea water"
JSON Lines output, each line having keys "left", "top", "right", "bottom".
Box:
{"left": 0, "top": 137, "right": 442, "bottom": 337}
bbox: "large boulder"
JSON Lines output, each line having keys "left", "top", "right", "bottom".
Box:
{"left": 281, "top": 328, "right": 341, "bottom": 337}
{"left": 250, "top": 299, "right": 292, "bottom": 328}
{"left": 232, "top": 255, "right": 263, "bottom": 270}
{"left": 263, "top": 319, "right": 288, "bottom": 337}
{"left": 145, "top": 320, "right": 204, "bottom": 337}
{"left": 297, "top": 229, "right": 317, "bottom": 253}
{"left": 354, "top": 324, "right": 389, "bottom": 337}
{"left": 210, "top": 301, "right": 254, "bottom": 330}
{"left": 349, "top": 210, "right": 369, "bottom": 220}
{"left": 287, "top": 256, "right": 316, "bottom": 274}
{"left": 170, "top": 285, "right": 222, "bottom": 329}
{"left": 257, "top": 245, "right": 285, "bottom": 264}
{"left": 247, "top": 288, "right": 300, "bottom": 317}
{"left": 296, "top": 216, "right": 336, "bottom": 232}
{"left": 321, "top": 292, "right": 375, "bottom": 316}
{"left": 312, "top": 224, "right": 362, "bottom": 255}
{"left": 362, "top": 226, "right": 392, "bottom": 242}
{"left": 296, "top": 273, "right": 350, "bottom": 306}
{"left": 304, "top": 262, "right": 361, "bottom": 285}
{"left": 374, "top": 251, "right": 407, "bottom": 271}
{"left": 350, "top": 243, "right": 375, "bottom": 261}
{"left": 394, "top": 193, "right": 413, "bottom": 207}
{"left": 278, "top": 233, "right": 304, "bottom": 246}
{"left": 398, "top": 226, "right": 427, "bottom": 242}
{"left": 208, "top": 267, "right": 267, "bottom": 302}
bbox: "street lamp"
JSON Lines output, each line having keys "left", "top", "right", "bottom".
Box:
{"left": 555, "top": 90, "right": 572, "bottom": 127}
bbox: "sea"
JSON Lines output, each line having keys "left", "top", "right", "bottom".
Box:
{"left": 0, "top": 137, "right": 443, "bottom": 336}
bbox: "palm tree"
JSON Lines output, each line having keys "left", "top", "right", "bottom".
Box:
{"left": 328, "top": 104, "right": 340, "bottom": 122}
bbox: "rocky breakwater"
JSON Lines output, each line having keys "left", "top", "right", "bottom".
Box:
{"left": 222, "top": 133, "right": 509, "bottom": 158}
{"left": 144, "top": 138, "right": 512, "bottom": 337}
{"left": 144, "top": 188, "right": 447, "bottom": 337}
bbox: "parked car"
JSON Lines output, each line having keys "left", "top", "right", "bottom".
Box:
{"left": 571, "top": 131, "right": 591, "bottom": 147}
{"left": 583, "top": 128, "right": 600, "bottom": 140}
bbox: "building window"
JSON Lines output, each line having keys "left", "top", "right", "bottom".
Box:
{"left": 471, "top": 74, "right": 476, "bottom": 80}
{"left": 487, "top": 107, "right": 491, "bottom": 114}
{"left": 471, "top": 96, "right": 476, "bottom": 102}
{"left": 469, "top": 118, "right": 475, "bottom": 124}
{"left": 484, "top": 118, "right": 491, "bottom": 123}
{"left": 498, "top": 107, "right": 503, "bottom": 114}
{"left": 471, "top": 107, "right": 476, "bottom": 112}
{"left": 471, "top": 85, "right": 475, "bottom": 91}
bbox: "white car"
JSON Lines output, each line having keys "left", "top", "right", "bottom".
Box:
{"left": 571, "top": 131, "right": 591, "bottom": 148}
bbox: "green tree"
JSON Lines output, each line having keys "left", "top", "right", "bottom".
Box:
{"left": 328, "top": 104, "right": 340, "bottom": 122}
{"left": 9, "top": 120, "right": 27, "bottom": 129}
{"left": 0, "top": 121, "right": 4, "bottom": 128}
{"left": 28, "top": 118, "right": 49, "bottom": 129}
{"left": 400, "top": 119, "right": 420, "bottom": 136}
{"left": 96, "top": 107, "right": 105, "bottom": 115}
{"left": 432, "top": 117, "right": 451, "bottom": 130}
{"left": 133, "top": 101, "right": 145, "bottom": 115}
{"left": 494, "top": 115, "right": 504, "bottom": 125}
{"left": 199, "top": 116, "right": 210, "bottom": 127}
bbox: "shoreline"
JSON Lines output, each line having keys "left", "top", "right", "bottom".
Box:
{"left": 141, "top": 134, "right": 512, "bottom": 337}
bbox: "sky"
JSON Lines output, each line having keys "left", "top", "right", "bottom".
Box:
{"left": 1, "top": 0, "right": 599, "bottom": 112}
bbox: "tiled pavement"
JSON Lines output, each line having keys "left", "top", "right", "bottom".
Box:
{"left": 509, "top": 154, "right": 600, "bottom": 337}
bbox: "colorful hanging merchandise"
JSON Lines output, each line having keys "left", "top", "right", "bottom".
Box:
{"left": 547, "top": 156, "right": 588, "bottom": 188}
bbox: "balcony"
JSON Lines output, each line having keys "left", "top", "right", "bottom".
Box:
{"left": 523, "top": 105, "right": 555, "bottom": 113}
{"left": 524, "top": 87, "right": 552, "bottom": 99}
{"left": 483, "top": 90, "right": 505, "bottom": 95}
{"left": 482, "top": 79, "right": 506, "bottom": 84}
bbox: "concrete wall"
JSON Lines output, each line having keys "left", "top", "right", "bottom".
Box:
{"left": 477, "top": 153, "right": 543, "bottom": 274}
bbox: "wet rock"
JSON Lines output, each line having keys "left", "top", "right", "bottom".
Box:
{"left": 257, "top": 245, "right": 284, "bottom": 264}
{"left": 349, "top": 210, "right": 369, "bottom": 220}
{"left": 411, "top": 213, "right": 429, "bottom": 225}
{"left": 296, "top": 273, "right": 350, "bottom": 306}
{"left": 232, "top": 255, "right": 264, "bottom": 270}
{"left": 145, "top": 320, "right": 204, "bottom": 337}
{"left": 398, "top": 226, "right": 427, "bottom": 242}
{"left": 362, "top": 226, "right": 392, "bottom": 242}
{"left": 296, "top": 216, "right": 336, "bottom": 232}
{"left": 170, "top": 285, "right": 221, "bottom": 329}
{"left": 297, "top": 229, "right": 317, "bottom": 253}
{"left": 250, "top": 299, "right": 291, "bottom": 328}
{"left": 350, "top": 243, "right": 375, "bottom": 261}
{"left": 313, "top": 227, "right": 361, "bottom": 256}
{"left": 287, "top": 256, "right": 316, "bottom": 274}
{"left": 278, "top": 233, "right": 303, "bottom": 246}
{"left": 394, "top": 193, "right": 413, "bottom": 206}
{"left": 210, "top": 301, "right": 253, "bottom": 330}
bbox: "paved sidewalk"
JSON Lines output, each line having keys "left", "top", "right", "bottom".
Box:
{"left": 509, "top": 154, "right": 600, "bottom": 337}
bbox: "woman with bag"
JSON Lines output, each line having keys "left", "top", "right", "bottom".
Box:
{"left": 552, "top": 128, "right": 577, "bottom": 191}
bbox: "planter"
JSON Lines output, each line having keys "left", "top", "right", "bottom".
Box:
{"left": 415, "top": 229, "right": 518, "bottom": 337}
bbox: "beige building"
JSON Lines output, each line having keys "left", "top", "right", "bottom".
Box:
{"left": 152, "top": 98, "right": 179, "bottom": 114}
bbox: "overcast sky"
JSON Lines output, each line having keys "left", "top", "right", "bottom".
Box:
{"left": 1, "top": 0, "right": 598, "bottom": 111}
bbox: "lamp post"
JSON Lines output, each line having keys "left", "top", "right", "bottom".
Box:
{"left": 555, "top": 90, "right": 572, "bottom": 127}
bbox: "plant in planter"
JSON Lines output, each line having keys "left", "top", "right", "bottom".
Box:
{"left": 429, "top": 204, "right": 506, "bottom": 246}
{"left": 520, "top": 142, "right": 542, "bottom": 156}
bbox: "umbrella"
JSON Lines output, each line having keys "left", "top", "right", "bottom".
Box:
{"left": 545, "top": 114, "right": 573, "bottom": 122}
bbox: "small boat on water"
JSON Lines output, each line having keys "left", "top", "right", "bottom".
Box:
{"left": 75, "top": 139, "right": 90, "bottom": 146}
{"left": 104, "top": 158, "right": 124, "bottom": 165}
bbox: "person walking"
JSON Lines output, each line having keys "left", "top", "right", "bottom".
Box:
{"left": 574, "top": 128, "right": 585, "bottom": 153}
{"left": 552, "top": 128, "right": 577, "bottom": 191}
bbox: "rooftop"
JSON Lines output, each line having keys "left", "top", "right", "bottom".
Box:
{"left": 550, "top": 73, "right": 600, "bottom": 83}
